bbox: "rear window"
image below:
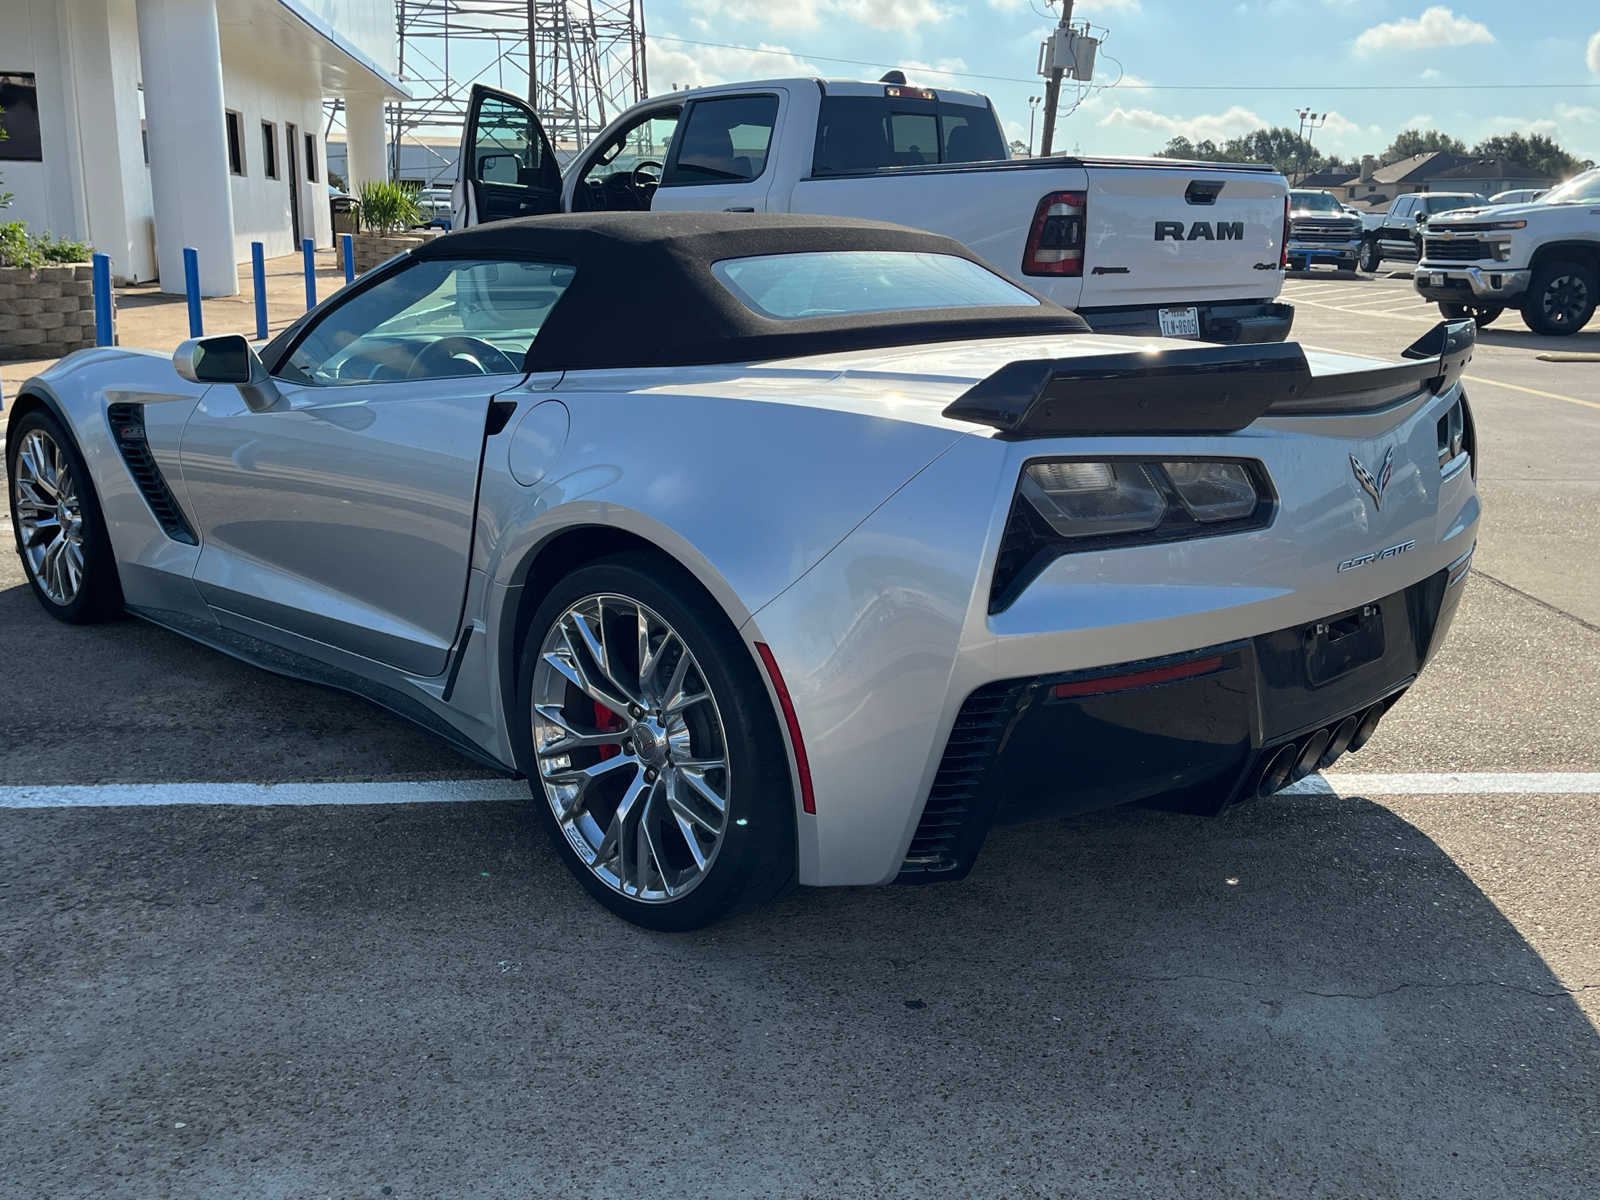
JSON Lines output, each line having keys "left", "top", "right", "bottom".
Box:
{"left": 812, "top": 95, "right": 1007, "bottom": 176}
{"left": 711, "top": 250, "right": 1039, "bottom": 320}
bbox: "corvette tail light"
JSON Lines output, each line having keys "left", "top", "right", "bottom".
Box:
{"left": 990, "top": 457, "right": 1276, "bottom": 613}
{"left": 1022, "top": 190, "right": 1086, "bottom": 276}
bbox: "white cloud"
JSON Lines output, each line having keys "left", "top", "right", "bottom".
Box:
{"left": 1419, "top": 67, "right": 1442, "bottom": 80}
{"left": 1554, "top": 102, "right": 1600, "bottom": 124}
{"left": 687, "top": 0, "right": 955, "bottom": 32}
{"left": 1397, "top": 113, "right": 1436, "bottom": 130}
{"left": 1098, "top": 104, "right": 1269, "bottom": 144}
{"left": 1588, "top": 30, "right": 1600, "bottom": 75}
{"left": 646, "top": 37, "right": 820, "bottom": 90}
{"left": 1354, "top": 6, "right": 1493, "bottom": 56}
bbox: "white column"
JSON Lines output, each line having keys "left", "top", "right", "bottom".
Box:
{"left": 344, "top": 93, "right": 389, "bottom": 191}
{"left": 134, "top": 0, "right": 238, "bottom": 296}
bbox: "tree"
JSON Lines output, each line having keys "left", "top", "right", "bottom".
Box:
{"left": 1471, "top": 132, "right": 1583, "bottom": 179}
{"left": 1150, "top": 136, "right": 1224, "bottom": 162}
{"left": 1381, "top": 129, "right": 1466, "bottom": 165}
{"left": 1008, "top": 139, "right": 1029, "bottom": 158}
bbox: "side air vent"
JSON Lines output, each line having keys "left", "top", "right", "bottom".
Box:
{"left": 897, "top": 684, "right": 1016, "bottom": 881}
{"left": 106, "top": 404, "right": 198, "bottom": 545}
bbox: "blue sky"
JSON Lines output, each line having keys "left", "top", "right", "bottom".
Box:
{"left": 636, "top": 2, "right": 1600, "bottom": 163}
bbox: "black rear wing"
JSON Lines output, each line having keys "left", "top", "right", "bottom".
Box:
{"left": 943, "top": 319, "right": 1474, "bottom": 437}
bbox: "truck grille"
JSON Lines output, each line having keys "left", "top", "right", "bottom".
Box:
{"left": 1290, "top": 218, "right": 1360, "bottom": 243}
{"left": 1424, "top": 238, "right": 1492, "bottom": 262}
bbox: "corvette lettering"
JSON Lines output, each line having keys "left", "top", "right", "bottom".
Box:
{"left": 1338, "top": 540, "right": 1417, "bottom": 573}
{"left": 1155, "top": 220, "right": 1245, "bottom": 242}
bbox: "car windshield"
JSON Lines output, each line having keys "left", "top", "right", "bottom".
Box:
{"left": 1291, "top": 191, "right": 1341, "bottom": 213}
{"left": 1540, "top": 168, "right": 1600, "bottom": 205}
{"left": 712, "top": 250, "right": 1039, "bottom": 319}
{"left": 1427, "top": 195, "right": 1485, "bottom": 214}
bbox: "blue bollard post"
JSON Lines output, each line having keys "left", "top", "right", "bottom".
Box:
{"left": 302, "top": 238, "right": 317, "bottom": 310}
{"left": 341, "top": 233, "right": 354, "bottom": 285}
{"left": 251, "top": 242, "right": 268, "bottom": 341}
{"left": 182, "top": 246, "right": 202, "bottom": 337}
{"left": 91, "top": 253, "right": 114, "bottom": 347}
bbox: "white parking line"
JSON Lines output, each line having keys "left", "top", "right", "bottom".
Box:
{"left": 1282, "top": 771, "right": 1600, "bottom": 796}
{"left": 0, "top": 779, "right": 528, "bottom": 808}
{"left": 0, "top": 773, "right": 1597, "bottom": 809}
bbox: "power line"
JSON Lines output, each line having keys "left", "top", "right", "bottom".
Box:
{"left": 647, "top": 32, "right": 1600, "bottom": 92}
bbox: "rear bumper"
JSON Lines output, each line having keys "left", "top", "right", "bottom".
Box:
{"left": 898, "top": 557, "right": 1471, "bottom": 883}
{"left": 1078, "top": 299, "right": 1295, "bottom": 345}
{"left": 1414, "top": 266, "right": 1530, "bottom": 304}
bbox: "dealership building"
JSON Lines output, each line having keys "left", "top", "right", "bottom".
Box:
{"left": 0, "top": 0, "right": 404, "bottom": 296}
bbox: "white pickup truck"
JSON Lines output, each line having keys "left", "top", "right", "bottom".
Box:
{"left": 1415, "top": 166, "right": 1600, "bottom": 335}
{"left": 452, "top": 77, "right": 1293, "bottom": 343}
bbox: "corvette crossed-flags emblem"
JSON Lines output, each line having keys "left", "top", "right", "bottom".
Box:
{"left": 1350, "top": 446, "right": 1395, "bottom": 512}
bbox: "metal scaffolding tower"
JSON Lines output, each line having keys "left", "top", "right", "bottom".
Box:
{"left": 388, "top": 0, "right": 647, "bottom": 155}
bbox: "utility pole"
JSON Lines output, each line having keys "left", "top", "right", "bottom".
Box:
{"left": 1294, "top": 106, "right": 1326, "bottom": 183}
{"left": 1038, "top": 0, "right": 1073, "bottom": 157}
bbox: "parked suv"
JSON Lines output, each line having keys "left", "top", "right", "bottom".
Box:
{"left": 1415, "top": 167, "right": 1600, "bottom": 334}
{"left": 1287, "top": 189, "right": 1363, "bottom": 271}
{"left": 1358, "top": 192, "right": 1486, "bottom": 271}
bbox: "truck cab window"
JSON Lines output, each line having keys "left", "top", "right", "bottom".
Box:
{"left": 813, "top": 95, "right": 1006, "bottom": 176}
{"left": 662, "top": 95, "right": 778, "bottom": 186}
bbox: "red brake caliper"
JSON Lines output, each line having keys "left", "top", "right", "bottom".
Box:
{"left": 593, "top": 701, "right": 626, "bottom": 760}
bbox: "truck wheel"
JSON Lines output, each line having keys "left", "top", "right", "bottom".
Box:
{"left": 1524, "top": 260, "right": 1597, "bottom": 336}
{"left": 1439, "top": 302, "right": 1503, "bottom": 329}
{"left": 1358, "top": 240, "right": 1381, "bottom": 272}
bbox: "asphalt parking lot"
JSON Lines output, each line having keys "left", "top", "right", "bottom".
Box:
{"left": 3, "top": 274, "right": 1599, "bottom": 1198}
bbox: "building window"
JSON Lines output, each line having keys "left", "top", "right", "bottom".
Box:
{"left": 0, "top": 72, "right": 44, "bottom": 162}
{"left": 261, "top": 120, "right": 279, "bottom": 179}
{"left": 225, "top": 110, "right": 245, "bottom": 175}
{"left": 304, "top": 132, "right": 317, "bottom": 182}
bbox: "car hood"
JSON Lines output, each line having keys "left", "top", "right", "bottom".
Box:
{"left": 1430, "top": 201, "right": 1546, "bottom": 225}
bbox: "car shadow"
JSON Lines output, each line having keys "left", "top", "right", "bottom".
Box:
{"left": 4, "top": 792, "right": 1596, "bottom": 1195}
{"left": 1472, "top": 325, "right": 1600, "bottom": 351}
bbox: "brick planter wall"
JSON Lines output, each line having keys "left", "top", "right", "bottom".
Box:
{"left": 338, "top": 231, "right": 440, "bottom": 277}
{"left": 0, "top": 264, "right": 105, "bottom": 362}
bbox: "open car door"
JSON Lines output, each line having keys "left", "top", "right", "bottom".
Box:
{"left": 453, "top": 84, "right": 563, "bottom": 228}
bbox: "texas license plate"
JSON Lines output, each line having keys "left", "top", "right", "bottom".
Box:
{"left": 1158, "top": 306, "right": 1200, "bottom": 338}
{"left": 1430, "top": 272, "right": 1445, "bottom": 287}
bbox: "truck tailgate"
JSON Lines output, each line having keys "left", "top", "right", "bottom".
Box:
{"left": 1079, "top": 165, "right": 1284, "bottom": 309}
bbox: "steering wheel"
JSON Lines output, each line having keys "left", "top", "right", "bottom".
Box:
{"left": 632, "top": 159, "right": 664, "bottom": 195}
{"left": 406, "top": 335, "right": 521, "bottom": 380}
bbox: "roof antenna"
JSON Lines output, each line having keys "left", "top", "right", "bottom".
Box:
{"left": 879, "top": 69, "right": 907, "bottom": 85}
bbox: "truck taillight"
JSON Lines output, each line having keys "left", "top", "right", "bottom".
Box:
{"left": 1280, "top": 193, "right": 1290, "bottom": 270}
{"left": 1022, "top": 190, "right": 1086, "bottom": 276}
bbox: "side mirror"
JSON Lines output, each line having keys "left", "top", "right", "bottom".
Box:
{"left": 1415, "top": 211, "right": 1429, "bottom": 225}
{"left": 173, "top": 335, "right": 281, "bottom": 412}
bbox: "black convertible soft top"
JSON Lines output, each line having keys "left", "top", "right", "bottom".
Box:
{"left": 411, "top": 212, "right": 1089, "bottom": 372}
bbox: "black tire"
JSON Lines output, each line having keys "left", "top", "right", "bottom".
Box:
{"left": 5, "top": 407, "right": 124, "bottom": 624}
{"left": 513, "top": 552, "right": 797, "bottom": 930}
{"left": 1341, "top": 255, "right": 1359, "bottom": 273}
{"left": 1358, "top": 239, "right": 1381, "bottom": 272}
{"left": 1439, "top": 301, "right": 1504, "bottom": 329}
{"left": 1523, "top": 259, "right": 1597, "bottom": 337}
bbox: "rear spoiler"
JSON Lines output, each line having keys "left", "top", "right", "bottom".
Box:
{"left": 943, "top": 319, "right": 1474, "bottom": 437}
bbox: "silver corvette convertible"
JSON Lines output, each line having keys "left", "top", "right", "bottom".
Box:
{"left": 5, "top": 213, "right": 1479, "bottom": 928}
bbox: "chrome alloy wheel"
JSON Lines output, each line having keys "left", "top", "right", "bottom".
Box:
{"left": 11, "top": 429, "right": 84, "bottom": 606}
{"left": 531, "top": 593, "right": 732, "bottom": 903}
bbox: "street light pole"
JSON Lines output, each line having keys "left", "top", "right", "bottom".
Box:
{"left": 1038, "top": 0, "right": 1074, "bottom": 157}
{"left": 1027, "top": 95, "right": 1040, "bottom": 156}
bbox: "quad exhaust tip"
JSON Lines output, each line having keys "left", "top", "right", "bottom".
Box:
{"left": 1255, "top": 703, "right": 1386, "bottom": 798}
